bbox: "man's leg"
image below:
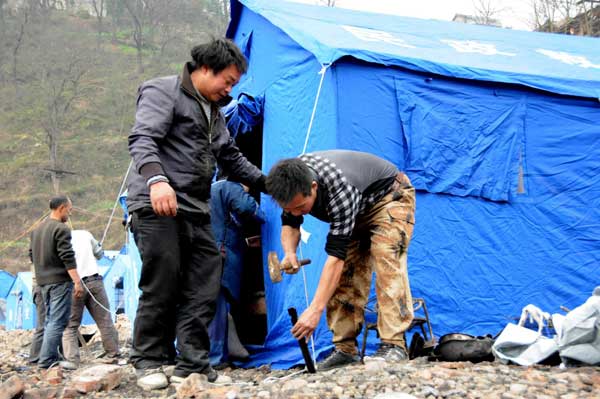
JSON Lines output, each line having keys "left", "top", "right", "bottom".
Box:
{"left": 85, "top": 278, "right": 119, "bottom": 358}
{"left": 38, "top": 282, "right": 73, "bottom": 368}
{"left": 173, "top": 218, "right": 221, "bottom": 380}
{"left": 61, "top": 287, "right": 87, "bottom": 363}
{"left": 29, "top": 285, "right": 46, "bottom": 363}
{"left": 325, "top": 239, "right": 373, "bottom": 356}
{"left": 370, "top": 182, "right": 416, "bottom": 351}
{"left": 130, "top": 208, "right": 180, "bottom": 371}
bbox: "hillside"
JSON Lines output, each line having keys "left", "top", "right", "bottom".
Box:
{"left": 0, "top": 1, "right": 227, "bottom": 274}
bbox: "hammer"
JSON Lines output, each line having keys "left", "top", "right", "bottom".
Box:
{"left": 268, "top": 251, "right": 311, "bottom": 283}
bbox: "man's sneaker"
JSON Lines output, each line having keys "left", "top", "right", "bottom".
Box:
{"left": 136, "top": 368, "right": 169, "bottom": 390}
{"left": 58, "top": 360, "right": 78, "bottom": 370}
{"left": 366, "top": 343, "right": 408, "bottom": 362}
{"left": 317, "top": 350, "right": 359, "bottom": 371}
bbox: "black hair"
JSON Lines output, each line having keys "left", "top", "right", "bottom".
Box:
{"left": 49, "top": 195, "right": 70, "bottom": 210}
{"left": 190, "top": 38, "right": 247, "bottom": 75}
{"left": 266, "top": 158, "right": 313, "bottom": 205}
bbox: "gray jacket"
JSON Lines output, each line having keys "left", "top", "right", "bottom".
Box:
{"left": 127, "top": 63, "right": 264, "bottom": 214}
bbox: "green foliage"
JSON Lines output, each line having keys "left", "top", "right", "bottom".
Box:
{"left": 0, "top": 2, "right": 226, "bottom": 272}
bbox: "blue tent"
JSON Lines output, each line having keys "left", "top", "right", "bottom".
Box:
{"left": 5, "top": 272, "right": 36, "bottom": 330}
{"left": 0, "top": 270, "right": 16, "bottom": 326}
{"left": 226, "top": 0, "right": 600, "bottom": 368}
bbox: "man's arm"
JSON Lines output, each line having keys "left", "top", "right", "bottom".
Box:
{"left": 67, "top": 268, "right": 84, "bottom": 298}
{"left": 90, "top": 235, "right": 104, "bottom": 260}
{"left": 281, "top": 225, "right": 301, "bottom": 270}
{"left": 215, "top": 135, "right": 266, "bottom": 193}
{"left": 128, "top": 83, "right": 178, "bottom": 216}
{"left": 291, "top": 255, "right": 344, "bottom": 340}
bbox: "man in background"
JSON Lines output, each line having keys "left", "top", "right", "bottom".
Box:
{"left": 62, "top": 229, "right": 119, "bottom": 365}
{"left": 29, "top": 195, "right": 84, "bottom": 369}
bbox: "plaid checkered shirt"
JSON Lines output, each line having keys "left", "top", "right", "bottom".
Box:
{"left": 282, "top": 153, "right": 392, "bottom": 259}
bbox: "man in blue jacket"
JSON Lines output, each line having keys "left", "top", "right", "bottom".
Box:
{"left": 127, "top": 38, "right": 267, "bottom": 389}
{"left": 209, "top": 180, "right": 265, "bottom": 362}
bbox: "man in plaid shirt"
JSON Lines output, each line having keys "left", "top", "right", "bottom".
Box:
{"left": 266, "top": 150, "right": 416, "bottom": 370}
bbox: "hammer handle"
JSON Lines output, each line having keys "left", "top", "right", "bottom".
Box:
{"left": 298, "top": 259, "right": 311, "bottom": 266}
{"left": 288, "top": 307, "right": 316, "bottom": 373}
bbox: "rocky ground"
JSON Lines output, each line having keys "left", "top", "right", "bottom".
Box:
{"left": 0, "top": 317, "right": 598, "bottom": 399}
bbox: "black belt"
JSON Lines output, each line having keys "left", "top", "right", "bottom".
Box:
{"left": 82, "top": 274, "right": 101, "bottom": 283}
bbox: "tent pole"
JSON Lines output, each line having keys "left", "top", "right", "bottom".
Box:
{"left": 100, "top": 160, "right": 133, "bottom": 246}
{"left": 301, "top": 63, "right": 331, "bottom": 155}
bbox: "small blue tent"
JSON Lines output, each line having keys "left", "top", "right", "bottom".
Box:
{"left": 226, "top": 0, "right": 600, "bottom": 368}
{"left": 0, "top": 270, "right": 16, "bottom": 326}
{"left": 5, "top": 272, "right": 35, "bottom": 330}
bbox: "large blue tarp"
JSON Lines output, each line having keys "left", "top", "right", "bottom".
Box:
{"left": 230, "top": 0, "right": 600, "bottom": 99}
{"left": 227, "top": 0, "right": 600, "bottom": 369}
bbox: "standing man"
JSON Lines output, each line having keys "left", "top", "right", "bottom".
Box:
{"left": 266, "top": 150, "right": 416, "bottom": 370}
{"left": 29, "top": 195, "right": 84, "bottom": 369}
{"left": 127, "top": 38, "right": 267, "bottom": 389}
{"left": 62, "top": 230, "right": 119, "bottom": 365}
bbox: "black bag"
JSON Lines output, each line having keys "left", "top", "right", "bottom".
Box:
{"left": 432, "top": 333, "right": 495, "bottom": 363}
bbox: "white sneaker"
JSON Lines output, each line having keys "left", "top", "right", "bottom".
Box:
{"left": 59, "top": 361, "right": 78, "bottom": 370}
{"left": 136, "top": 368, "right": 169, "bottom": 390}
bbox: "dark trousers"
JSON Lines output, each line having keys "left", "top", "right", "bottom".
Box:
{"left": 29, "top": 285, "right": 45, "bottom": 363}
{"left": 129, "top": 208, "right": 222, "bottom": 376}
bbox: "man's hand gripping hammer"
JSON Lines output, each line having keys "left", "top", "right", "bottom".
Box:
{"left": 268, "top": 251, "right": 311, "bottom": 283}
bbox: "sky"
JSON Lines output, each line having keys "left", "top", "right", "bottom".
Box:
{"left": 291, "top": 0, "right": 535, "bottom": 31}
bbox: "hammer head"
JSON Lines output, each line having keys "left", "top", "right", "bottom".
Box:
{"left": 268, "top": 251, "right": 283, "bottom": 283}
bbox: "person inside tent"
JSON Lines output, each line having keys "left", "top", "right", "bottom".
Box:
{"left": 266, "top": 150, "right": 416, "bottom": 370}
{"left": 209, "top": 179, "right": 265, "bottom": 363}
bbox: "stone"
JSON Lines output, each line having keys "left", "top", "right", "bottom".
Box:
{"left": 372, "top": 393, "right": 417, "bottom": 399}
{"left": 44, "top": 367, "right": 63, "bottom": 385}
{"left": 70, "top": 364, "right": 122, "bottom": 393}
{"left": 0, "top": 375, "right": 25, "bottom": 399}
{"left": 282, "top": 378, "right": 308, "bottom": 392}
{"left": 176, "top": 373, "right": 209, "bottom": 399}
{"left": 509, "top": 383, "right": 528, "bottom": 395}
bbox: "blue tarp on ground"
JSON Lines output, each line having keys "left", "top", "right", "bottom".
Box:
{"left": 227, "top": 0, "right": 600, "bottom": 368}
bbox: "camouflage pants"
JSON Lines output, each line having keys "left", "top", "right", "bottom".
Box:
{"left": 326, "top": 173, "right": 416, "bottom": 354}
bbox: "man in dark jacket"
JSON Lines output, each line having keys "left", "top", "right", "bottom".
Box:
{"left": 127, "top": 38, "right": 267, "bottom": 389}
{"left": 29, "top": 195, "right": 84, "bottom": 369}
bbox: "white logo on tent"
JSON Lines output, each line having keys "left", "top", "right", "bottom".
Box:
{"left": 342, "top": 25, "right": 415, "bottom": 49}
{"left": 441, "top": 39, "right": 516, "bottom": 56}
{"left": 536, "top": 49, "right": 600, "bottom": 69}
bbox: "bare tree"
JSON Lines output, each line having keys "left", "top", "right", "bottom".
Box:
{"left": 318, "top": 0, "right": 336, "bottom": 6}
{"left": 90, "top": 0, "right": 106, "bottom": 43}
{"left": 11, "top": 7, "right": 30, "bottom": 96}
{"left": 531, "top": 0, "right": 598, "bottom": 35}
{"left": 123, "top": 0, "right": 156, "bottom": 73}
{"left": 39, "top": 58, "right": 90, "bottom": 193}
{"left": 472, "top": 0, "right": 504, "bottom": 25}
